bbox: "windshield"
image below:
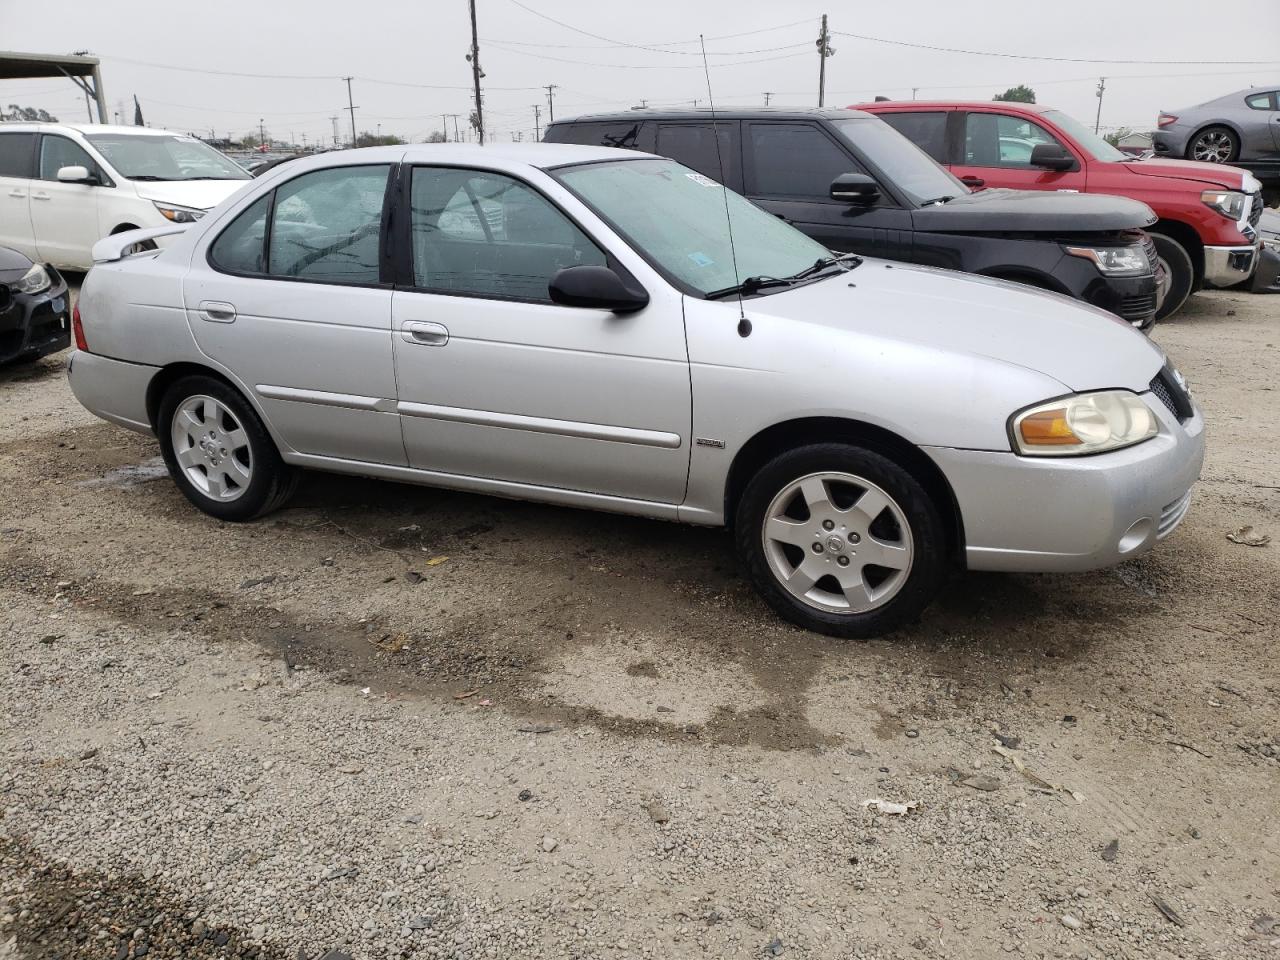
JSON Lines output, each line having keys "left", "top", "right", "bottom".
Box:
{"left": 85, "top": 133, "right": 250, "bottom": 181}
{"left": 829, "top": 117, "right": 966, "bottom": 205}
{"left": 554, "top": 158, "right": 831, "bottom": 297}
{"left": 1041, "top": 110, "right": 1127, "bottom": 162}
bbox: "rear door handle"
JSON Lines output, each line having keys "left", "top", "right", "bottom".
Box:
{"left": 198, "top": 300, "right": 237, "bottom": 323}
{"left": 401, "top": 320, "right": 449, "bottom": 346}
{"left": 31, "top": 192, "right": 50, "bottom": 201}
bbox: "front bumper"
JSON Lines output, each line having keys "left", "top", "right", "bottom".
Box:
{"left": 925, "top": 393, "right": 1205, "bottom": 573}
{"left": 0, "top": 269, "right": 71, "bottom": 365}
{"left": 1203, "top": 242, "right": 1260, "bottom": 288}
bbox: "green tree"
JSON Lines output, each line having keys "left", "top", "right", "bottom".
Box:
{"left": 994, "top": 85, "right": 1036, "bottom": 104}
{"left": 354, "top": 132, "right": 406, "bottom": 147}
{"left": 3, "top": 104, "right": 58, "bottom": 122}
{"left": 423, "top": 131, "right": 447, "bottom": 143}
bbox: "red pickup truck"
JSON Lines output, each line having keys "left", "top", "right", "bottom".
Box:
{"left": 856, "top": 100, "right": 1265, "bottom": 319}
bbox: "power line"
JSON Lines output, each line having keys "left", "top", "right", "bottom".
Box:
{"left": 483, "top": 41, "right": 810, "bottom": 69}
{"left": 831, "top": 31, "right": 1280, "bottom": 66}
{"left": 482, "top": 36, "right": 813, "bottom": 56}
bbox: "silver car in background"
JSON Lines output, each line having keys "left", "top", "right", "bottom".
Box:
{"left": 1154, "top": 85, "right": 1280, "bottom": 163}
{"left": 67, "top": 144, "right": 1204, "bottom": 638}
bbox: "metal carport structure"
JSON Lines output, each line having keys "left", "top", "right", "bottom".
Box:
{"left": 0, "top": 51, "right": 107, "bottom": 123}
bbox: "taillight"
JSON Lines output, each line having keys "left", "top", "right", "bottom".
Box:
{"left": 1157, "top": 113, "right": 1178, "bottom": 128}
{"left": 71, "top": 302, "right": 89, "bottom": 352}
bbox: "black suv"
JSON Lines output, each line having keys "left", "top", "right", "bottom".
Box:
{"left": 545, "top": 108, "right": 1164, "bottom": 328}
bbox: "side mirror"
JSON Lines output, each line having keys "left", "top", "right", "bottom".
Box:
{"left": 548, "top": 265, "right": 649, "bottom": 313}
{"left": 830, "top": 173, "right": 881, "bottom": 204}
{"left": 56, "top": 165, "right": 96, "bottom": 184}
{"left": 1029, "top": 143, "right": 1075, "bottom": 172}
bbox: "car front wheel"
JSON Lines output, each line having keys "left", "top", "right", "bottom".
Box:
{"left": 158, "top": 375, "right": 297, "bottom": 521}
{"left": 735, "top": 443, "right": 948, "bottom": 638}
{"left": 1150, "top": 233, "right": 1194, "bottom": 321}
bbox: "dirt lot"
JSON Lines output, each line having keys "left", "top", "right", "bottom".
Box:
{"left": 1, "top": 287, "right": 1278, "bottom": 960}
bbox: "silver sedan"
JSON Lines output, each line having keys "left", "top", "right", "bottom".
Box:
{"left": 1154, "top": 86, "right": 1280, "bottom": 163}
{"left": 67, "top": 144, "right": 1204, "bottom": 638}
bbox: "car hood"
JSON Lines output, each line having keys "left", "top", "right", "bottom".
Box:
{"left": 0, "top": 244, "right": 35, "bottom": 277}
{"left": 128, "top": 178, "right": 251, "bottom": 210}
{"left": 749, "top": 259, "right": 1165, "bottom": 393}
{"left": 1118, "top": 157, "right": 1250, "bottom": 190}
{"left": 913, "top": 187, "right": 1155, "bottom": 233}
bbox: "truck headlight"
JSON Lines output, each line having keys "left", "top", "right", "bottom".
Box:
{"left": 1011, "top": 391, "right": 1158, "bottom": 456}
{"left": 153, "top": 202, "right": 206, "bottom": 223}
{"left": 1200, "top": 189, "right": 1247, "bottom": 221}
{"left": 1063, "top": 245, "right": 1148, "bottom": 276}
{"left": 12, "top": 263, "right": 52, "bottom": 295}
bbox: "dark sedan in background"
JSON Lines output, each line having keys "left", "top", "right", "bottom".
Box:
{"left": 0, "top": 246, "right": 71, "bottom": 366}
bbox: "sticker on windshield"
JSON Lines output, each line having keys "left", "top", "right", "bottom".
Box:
{"left": 688, "top": 252, "right": 714, "bottom": 268}
{"left": 685, "top": 173, "right": 719, "bottom": 188}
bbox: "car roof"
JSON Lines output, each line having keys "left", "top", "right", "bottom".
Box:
{"left": 0, "top": 122, "right": 192, "bottom": 136}
{"left": 248, "top": 142, "right": 654, "bottom": 179}
{"left": 855, "top": 100, "right": 1055, "bottom": 113}
{"left": 550, "top": 106, "right": 875, "bottom": 124}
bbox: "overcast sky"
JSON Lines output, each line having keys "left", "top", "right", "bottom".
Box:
{"left": 2, "top": 0, "right": 1278, "bottom": 145}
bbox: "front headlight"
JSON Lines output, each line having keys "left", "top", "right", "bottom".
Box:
{"left": 1200, "top": 189, "right": 1247, "bottom": 221}
{"left": 153, "top": 202, "right": 206, "bottom": 223}
{"left": 1011, "top": 390, "right": 1158, "bottom": 457}
{"left": 12, "top": 263, "right": 52, "bottom": 296}
{"left": 1063, "top": 245, "right": 1148, "bottom": 276}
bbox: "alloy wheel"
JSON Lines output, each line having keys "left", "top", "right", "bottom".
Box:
{"left": 761, "top": 471, "right": 914, "bottom": 614}
{"left": 170, "top": 395, "right": 253, "bottom": 502}
{"left": 1191, "top": 130, "right": 1234, "bottom": 163}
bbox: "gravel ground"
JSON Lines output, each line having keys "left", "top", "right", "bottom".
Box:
{"left": 1, "top": 287, "right": 1278, "bottom": 960}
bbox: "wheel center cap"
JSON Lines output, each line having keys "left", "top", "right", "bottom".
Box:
{"left": 826, "top": 535, "right": 845, "bottom": 554}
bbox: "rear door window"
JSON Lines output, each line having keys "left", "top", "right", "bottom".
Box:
{"left": 545, "top": 121, "right": 653, "bottom": 152}
{"left": 655, "top": 122, "right": 739, "bottom": 187}
{"left": 0, "top": 133, "right": 36, "bottom": 178}
{"left": 877, "top": 112, "right": 950, "bottom": 163}
{"left": 268, "top": 164, "right": 390, "bottom": 283}
{"left": 744, "top": 122, "right": 863, "bottom": 199}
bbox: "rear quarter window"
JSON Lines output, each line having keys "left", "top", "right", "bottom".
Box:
{"left": 0, "top": 132, "right": 36, "bottom": 178}
{"left": 544, "top": 121, "right": 653, "bottom": 151}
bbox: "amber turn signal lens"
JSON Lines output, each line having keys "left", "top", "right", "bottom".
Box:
{"left": 1018, "top": 408, "right": 1081, "bottom": 446}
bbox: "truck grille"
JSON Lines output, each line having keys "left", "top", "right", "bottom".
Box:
{"left": 1141, "top": 233, "right": 1158, "bottom": 269}
{"left": 1249, "top": 192, "right": 1263, "bottom": 229}
{"left": 1150, "top": 366, "right": 1193, "bottom": 423}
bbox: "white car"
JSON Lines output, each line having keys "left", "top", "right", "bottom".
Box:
{"left": 0, "top": 123, "right": 251, "bottom": 271}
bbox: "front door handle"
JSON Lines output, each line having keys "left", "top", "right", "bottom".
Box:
{"left": 401, "top": 320, "right": 449, "bottom": 346}
{"left": 198, "top": 300, "right": 237, "bottom": 323}
{"left": 8, "top": 189, "right": 24, "bottom": 198}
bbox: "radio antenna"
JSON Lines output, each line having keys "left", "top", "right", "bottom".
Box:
{"left": 700, "top": 34, "right": 751, "bottom": 338}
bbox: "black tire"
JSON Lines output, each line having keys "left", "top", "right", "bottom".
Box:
{"left": 1185, "top": 125, "right": 1239, "bottom": 164}
{"left": 734, "top": 443, "right": 949, "bottom": 639}
{"left": 1150, "top": 232, "right": 1194, "bottom": 321}
{"left": 157, "top": 375, "right": 297, "bottom": 521}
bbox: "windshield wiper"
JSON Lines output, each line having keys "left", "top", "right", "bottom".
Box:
{"left": 920, "top": 195, "right": 955, "bottom": 206}
{"left": 126, "top": 175, "right": 175, "bottom": 181}
{"left": 705, "top": 254, "right": 861, "bottom": 300}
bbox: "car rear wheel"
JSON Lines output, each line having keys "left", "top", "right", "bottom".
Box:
{"left": 158, "top": 375, "right": 297, "bottom": 521}
{"left": 1150, "top": 233, "right": 1194, "bottom": 321}
{"left": 734, "top": 443, "right": 948, "bottom": 638}
{"left": 1186, "top": 126, "right": 1239, "bottom": 164}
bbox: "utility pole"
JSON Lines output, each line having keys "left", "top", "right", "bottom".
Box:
{"left": 467, "top": 0, "right": 485, "bottom": 145}
{"left": 330, "top": 115, "right": 340, "bottom": 148}
{"left": 763, "top": 91, "right": 773, "bottom": 105}
{"left": 816, "top": 14, "right": 835, "bottom": 107}
{"left": 912, "top": 87, "right": 919, "bottom": 100}
{"left": 343, "top": 76, "right": 358, "bottom": 147}
{"left": 1094, "top": 77, "right": 1106, "bottom": 134}
{"left": 442, "top": 114, "right": 449, "bottom": 142}
{"left": 532, "top": 103, "right": 541, "bottom": 140}
{"left": 259, "top": 118, "right": 266, "bottom": 149}
{"left": 690, "top": 99, "right": 699, "bottom": 107}
{"left": 544, "top": 83, "right": 558, "bottom": 122}
{"left": 448, "top": 114, "right": 462, "bottom": 143}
